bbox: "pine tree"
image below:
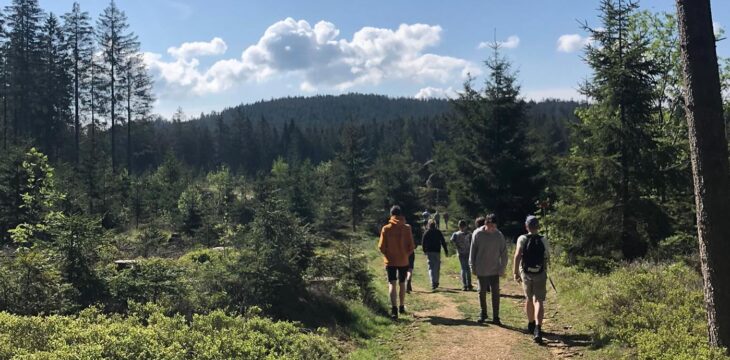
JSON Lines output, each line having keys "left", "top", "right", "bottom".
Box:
{"left": 38, "top": 13, "right": 71, "bottom": 160}
{"left": 553, "top": 0, "right": 665, "bottom": 260}
{"left": 62, "top": 2, "right": 93, "bottom": 166}
{"left": 120, "top": 51, "right": 153, "bottom": 175}
{"left": 334, "top": 123, "right": 369, "bottom": 232}
{"left": 438, "top": 46, "right": 541, "bottom": 235}
{"left": 676, "top": 0, "right": 730, "bottom": 349}
{"left": 96, "top": 0, "right": 136, "bottom": 174}
{"left": 5, "top": 0, "right": 44, "bottom": 143}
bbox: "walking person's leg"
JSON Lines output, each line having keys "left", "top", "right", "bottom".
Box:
{"left": 489, "top": 275, "right": 501, "bottom": 324}
{"left": 406, "top": 253, "right": 415, "bottom": 293}
{"left": 458, "top": 255, "right": 469, "bottom": 290}
{"left": 426, "top": 252, "right": 436, "bottom": 289}
{"left": 532, "top": 272, "right": 548, "bottom": 343}
{"left": 477, "top": 276, "right": 489, "bottom": 322}
{"left": 433, "top": 253, "right": 441, "bottom": 288}
{"left": 521, "top": 271, "right": 536, "bottom": 333}
{"left": 398, "top": 267, "right": 408, "bottom": 314}
{"left": 386, "top": 267, "right": 399, "bottom": 319}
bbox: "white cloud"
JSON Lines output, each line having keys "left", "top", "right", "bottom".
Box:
{"left": 714, "top": 22, "right": 724, "bottom": 37}
{"left": 478, "top": 35, "right": 520, "bottom": 50}
{"left": 523, "top": 87, "right": 582, "bottom": 102}
{"left": 167, "top": 37, "right": 228, "bottom": 59}
{"left": 415, "top": 86, "right": 457, "bottom": 99}
{"left": 145, "top": 18, "right": 479, "bottom": 97}
{"left": 557, "top": 34, "right": 592, "bottom": 53}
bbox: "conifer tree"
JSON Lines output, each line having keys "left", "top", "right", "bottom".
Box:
{"left": 120, "top": 52, "right": 153, "bottom": 175}
{"left": 38, "top": 13, "right": 71, "bottom": 160}
{"left": 334, "top": 123, "right": 369, "bottom": 232}
{"left": 96, "top": 0, "right": 136, "bottom": 174}
{"left": 5, "top": 0, "right": 44, "bottom": 143}
{"left": 438, "top": 45, "right": 541, "bottom": 235}
{"left": 62, "top": 2, "right": 93, "bottom": 166}
{"left": 553, "top": 0, "right": 665, "bottom": 260}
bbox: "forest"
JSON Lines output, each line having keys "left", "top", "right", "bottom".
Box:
{"left": 0, "top": 0, "right": 729, "bottom": 359}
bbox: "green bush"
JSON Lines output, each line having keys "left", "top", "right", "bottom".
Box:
{"left": 0, "top": 305, "right": 340, "bottom": 359}
{"left": 105, "top": 258, "right": 192, "bottom": 314}
{"left": 556, "top": 262, "right": 729, "bottom": 359}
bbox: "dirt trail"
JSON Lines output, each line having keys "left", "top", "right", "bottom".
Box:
{"left": 391, "top": 252, "right": 589, "bottom": 360}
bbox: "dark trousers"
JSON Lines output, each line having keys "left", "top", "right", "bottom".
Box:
{"left": 478, "top": 275, "right": 500, "bottom": 318}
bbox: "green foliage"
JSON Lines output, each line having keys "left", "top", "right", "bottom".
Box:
{"left": 0, "top": 247, "right": 74, "bottom": 315}
{"left": 106, "top": 258, "right": 191, "bottom": 314}
{"left": 0, "top": 306, "right": 340, "bottom": 359}
{"left": 553, "top": 262, "right": 729, "bottom": 359}
{"left": 437, "top": 47, "right": 542, "bottom": 236}
{"left": 366, "top": 150, "right": 423, "bottom": 234}
{"left": 552, "top": 0, "right": 673, "bottom": 261}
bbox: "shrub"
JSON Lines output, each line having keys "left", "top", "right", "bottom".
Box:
{"left": 0, "top": 305, "right": 340, "bottom": 359}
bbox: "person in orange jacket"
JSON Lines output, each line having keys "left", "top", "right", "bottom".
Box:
{"left": 378, "top": 205, "right": 416, "bottom": 319}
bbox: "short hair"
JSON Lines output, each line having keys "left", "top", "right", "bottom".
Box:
{"left": 485, "top": 214, "right": 497, "bottom": 224}
{"left": 458, "top": 220, "right": 467, "bottom": 228}
{"left": 390, "top": 205, "right": 402, "bottom": 216}
{"left": 475, "top": 217, "right": 485, "bottom": 228}
{"left": 428, "top": 219, "right": 437, "bottom": 230}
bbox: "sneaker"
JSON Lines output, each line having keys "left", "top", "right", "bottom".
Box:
{"left": 467, "top": 286, "right": 475, "bottom": 291}
{"left": 477, "top": 313, "right": 489, "bottom": 324}
{"left": 492, "top": 317, "right": 502, "bottom": 326}
{"left": 527, "top": 321, "right": 536, "bottom": 334}
{"left": 399, "top": 305, "right": 407, "bottom": 314}
{"left": 390, "top": 306, "right": 398, "bottom": 320}
{"left": 534, "top": 325, "right": 543, "bottom": 344}
{"left": 462, "top": 286, "right": 468, "bottom": 291}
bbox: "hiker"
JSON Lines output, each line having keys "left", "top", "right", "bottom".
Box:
{"left": 470, "top": 214, "right": 507, "bottom": 324}
{"left": 450, "top": 220, "right": 473, "bottom": 291}
{"left": 443, "top": 212, "right": 450, "bottom": 229}
{"left": 433, "top": 211, "right": 441, "bottom": 229}
{"left": 422, "top": 209, "right": 431, "bottom": 230}
{"left": 378, "top": 205, "right": 416, "bottom": 319}
{"left": 421, "top": 219, "right": 448, "bottom": 290}
{"left": 513, "top": 215, "right": 551, "bottom": 343}
{"left": 473, "top": 216, "right": 488, "bottom": 292}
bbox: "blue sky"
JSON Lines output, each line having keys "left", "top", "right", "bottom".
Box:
{"left": 32, "top": 0, "right": 730, "bottom": 118}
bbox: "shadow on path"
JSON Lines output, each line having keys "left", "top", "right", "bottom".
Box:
{"left": 424, "top": 316, "right": 485, "bottom": 327}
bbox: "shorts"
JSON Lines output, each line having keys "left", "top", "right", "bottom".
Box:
{"left": 408, "top": 253, "right": 415, "bottom": 270}
{"left": 520, "top": 270, "right": 547, "bottom": 301}
{"left": 386, "top": 266, "right": 409, "bottom": 283}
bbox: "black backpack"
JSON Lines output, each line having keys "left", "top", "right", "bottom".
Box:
{"left": 521, "top": 234, "right": 545, "bottom": 274}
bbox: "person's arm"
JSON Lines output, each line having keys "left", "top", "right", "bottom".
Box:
{"left": 439, "top": 231, "right": 449, "bottom": 255}
{"left": 513, "top": 237, "right": 523, "bottom": 282}
{"left": 469, "top": 234, "right": 478, "bottom": 274}
{"left": 406, "top": 226, "right": 415, "bottom": 255}
{"left": 499, "top": 233, "right": 508, "bottom": 276}
{"left": 378, "top": 228, "right": 387, "bottom": 255}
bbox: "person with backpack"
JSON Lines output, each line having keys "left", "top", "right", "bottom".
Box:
{"left": 378, "top": 205, "right": 416, "bottom": 319}
{"left": 513, "top": 215, "right": 551, "bottom": 343}
{"left": 421, "top": 209, "right": 431, "bottom": 230}
{"left": 443, "top": 212, "right": 450, "bottom": 229}
{"left": 433, "top": 211, "right": 441, "bottom": 229}
{"left": 450, "top": 220, "right": 473, "bottom": 291}
{"left": 469, "top": 214, "right": 507, "bottom": 324}
{"left": 421, "top": 219, "right": 448, "bottom": 290}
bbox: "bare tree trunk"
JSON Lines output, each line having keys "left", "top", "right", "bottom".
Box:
{"left": 676, "top": 0, "right": 730, "bottom": 350}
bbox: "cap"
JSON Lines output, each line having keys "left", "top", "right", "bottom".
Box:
{"left": 525, "top": 215, "right": 539, "bottom": 227}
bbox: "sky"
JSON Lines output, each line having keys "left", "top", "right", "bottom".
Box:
{"left": 27, "top": 0, "right": 730, "bottom": 118}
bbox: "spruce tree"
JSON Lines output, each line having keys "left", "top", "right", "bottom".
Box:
{"left": 120, "top": 52, "right": 153, "bottom": 175}
{"left": 5, "top": 0, "right": 44, "bottom": 143}
{"left": 438, "top": 46, "right": 541, "bottom": 235}
{"left": 96, "top": 0, "right": 136, "bottom": 174}
{"left": 553, "top": 0, "right": 664, "bottom": 260}
{"left": 334, "top": 123, "right": 369, "bottom": 232}
{"left": 38, "top": 13, "right": 71, "bottom": 160}
{"left": 62, "top": 2, "right": 93, "bottom": 166}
